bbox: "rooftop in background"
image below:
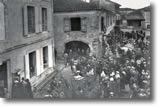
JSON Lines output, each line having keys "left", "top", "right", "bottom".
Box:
{"left": 53, "top": 0, "right": 121, "bottom": 13}
{"left": 126, "top": 11, "right": 145, "bottom": 20}
{"left": 120, "top": 6, "right": 151, "bottom": 19}
{"left": 119, "top": 8, "right": 135, "bottom": 11}
{"left": 137, "top": 6, "right": 151, "bottom": 12}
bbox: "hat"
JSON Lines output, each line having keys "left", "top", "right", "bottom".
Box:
{"left": 122, "top": 71, "right": 126, "bottom": 75}
{"left": 14, "top": 80, "right": 19, "bottom": 83}
{"left": 115, "top": 74, "right": 120, "bottom": 79}
{"left": 110, "top": 77, "right": 114, "bottom": 81}
{"left": 131, "top": 66, "right": 135, "bottom": 69}
{"left": 101, "top": 71, "right": 106, "bottom": 77}
{"left": 136, "top": 60, "right": 141, "bottom": 65}
{"left": 110, "top": 72, "right": 115, "bottom": 76}
{"left": 115, "top": 70, "right": 119, "bottom": 73}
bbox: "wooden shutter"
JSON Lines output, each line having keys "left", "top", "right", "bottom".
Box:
{"left": 47, "top": 7, "right": 52, "bottom": 32}
{"left": 35, "top": 6, "right": 40, "bottom": 33}
{"left": 23, "top": 5, "right": 28, "bottom": 36}
{"left": 39, "top": 7, "right": 42, "bottom": 32}
{"left": 0, "top": 2, "right": 5, "bottom": 40}
{"left": 64, "top": 17, "right": 70, "bottom": 32}
{"left": 81, "top": 17, "right": 87, "bottom": 32}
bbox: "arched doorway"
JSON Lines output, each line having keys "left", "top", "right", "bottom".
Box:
{"left": 65, "top": 41, "right": 90, "bottom": 58}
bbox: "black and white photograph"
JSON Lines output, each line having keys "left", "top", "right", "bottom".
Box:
{"left": 0, "top": 0, "right": 151, "bottom": 100}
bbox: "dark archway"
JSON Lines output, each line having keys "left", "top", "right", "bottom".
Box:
{"left": 65, "top": 41, "right": 90, "bottom": 58}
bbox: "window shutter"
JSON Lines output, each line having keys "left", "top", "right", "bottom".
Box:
{"left": 23, "top": 5, "right": 28, "bottom": 36}
{"left": 47, "top": 7, "right": 52, "bottom": 32}
{"left": 39, "top": 7, "right": 42, "bottom": 32}
{"left": 81, "top": 17, "right": 87, "bottom": 32}
{"left": 35, "top": 6, "right": 40, "bottom": 33}
{"left": 0, "top": 2, "right": 5, "bottom": 40}
{"left": 64, "top": 18, "right": 70, "bottom": 32}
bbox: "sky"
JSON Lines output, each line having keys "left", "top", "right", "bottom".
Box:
{"left": 111, "top": 0, "right": 150, "bottom": 9}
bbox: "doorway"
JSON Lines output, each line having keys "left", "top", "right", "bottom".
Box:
{"left": 65, "top": 41, "right": 90, "bottom": 58}
{"left": 29, "top": 51, "right": 37, "bottom": 78}
{"left": 0, "top": 62, "right": 8, "bottom": 97}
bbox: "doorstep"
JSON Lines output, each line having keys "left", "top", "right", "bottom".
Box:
{"left": 32, "top": 68, "right": 58, "bottom": 92}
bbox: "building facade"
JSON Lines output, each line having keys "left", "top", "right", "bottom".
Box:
{"left": 0, "top": 0, "right": 55, "bottom": 98}
{"left": 140, "top": 6, "right": 151, "bottom": 38}
{"left": 53, "top": 0, "right": 120, "bottom": 59}
{"left": 119, "top": 6, "right": 150, "bottom": 34}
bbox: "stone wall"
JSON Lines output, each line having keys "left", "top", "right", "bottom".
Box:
{"left": 54, "top": 10, "right": 116, "bottom": 58}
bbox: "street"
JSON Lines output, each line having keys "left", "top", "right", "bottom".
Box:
{"left": 33, "top": 61, "right": 132, "bottom": 99}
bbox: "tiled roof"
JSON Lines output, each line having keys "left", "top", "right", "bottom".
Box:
{"left": 119, "top": 8, "right": 135, "bottom": 11}
{"left": 53, "top": 0, "right": 99, "bottom": 12}
{"left": 53, "top": 0, "right": 120, "bottom": 13}
{"left": 126, "top": 11, "right": 145, "bottom": 20}
{"left": 138, "top": 6, "right": 151, "bottom": 12}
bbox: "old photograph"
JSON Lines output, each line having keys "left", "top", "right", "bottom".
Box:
{"left": 0, "top": 0, "right": 151, "bottom": 99}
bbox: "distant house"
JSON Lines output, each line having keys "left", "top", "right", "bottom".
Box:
{"left": 53, "top": 0, "right": 121, "bottom": 58}
{"left": 120, "top": 9, "right": 145, "bottom": 32}
{"left": 120, "top": 6, "right": 150, "bottom": 34}
{"left": 139, "top": 6, "right": 151, "bottom": 37}
{"left": 126, "top": 11, "right": 145, "bottom": 27}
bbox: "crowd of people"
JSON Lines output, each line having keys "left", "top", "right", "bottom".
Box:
{"left": 59, "top": 28, "right": 151, "bottom": 99}
{"left": 12, "top": 78, "right": 33, "bottom": 99}
{"left": 100, "top": 29, "right": 150, "bottom": 98}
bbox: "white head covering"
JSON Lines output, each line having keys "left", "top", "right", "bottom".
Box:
{"left": 110, "top": 77, "right": 114, "bottom": 81}
{"left": 115, "top": 73, "right": 120, "bottom": 79}
{"left": 110, "top": 72, "right": 115, "bottom": 76}
{"left": 101, "top": 71, "right": 106, "bottom": 78}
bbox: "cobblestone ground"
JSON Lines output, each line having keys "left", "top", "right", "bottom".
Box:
{"left": 34, "top": 62, "right": 132, "bottom": 99}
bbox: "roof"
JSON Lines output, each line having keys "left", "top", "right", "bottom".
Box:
{"left": 126, "top": 11, "right": 145, "bottom": 20}
{"left": 119, "top": 8, "right": 135, "bottom": 11}
{"left": 108, "top": 0, "right": 121, "bottom": 6}
{"left": 53, "top": 0, "right": 120, "bottom": 13}
{"left": 53, "top": 0, "right": 99, "bottom": 12}
{"left": 138, "top": 6, "right": 151, "bottom": 12}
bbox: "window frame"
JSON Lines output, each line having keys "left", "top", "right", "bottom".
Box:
{"left": 27, "top": 6, "right": 36, "bottom": 34}
{"left": 42, "top": 46, "right": 49, "bottom": 69}
{"left": 70, "top": 17, "right": 81, "bottom": 31}
{"left": 42, "top": 7, "right": 48, "bottom": 32}
{"left": 147, "top": 24, "right": 150, "bottom": 29}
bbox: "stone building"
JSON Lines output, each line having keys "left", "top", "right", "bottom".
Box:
{"left": 119, "top": 6, "right": 150, "bottom": 34}
{"left": 140, "top": 6, "right": 151, "bottom": 38}
{"left": 0, "top": 0, "right": 55, "bottom": 98}
{"left": 120, "top": 11, "right": 145, "bottom": 32}
{"left": 53, "top": 0, "right": 120, "bottom": 59}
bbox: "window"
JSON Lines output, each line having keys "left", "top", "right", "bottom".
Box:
{"left": 101, "top": 17, "right": 104, "bottom": 31}
{"left": 43, "top": 46, "right": 48, "bottom": 69}
{"left": 71, "top": 17, "right": 81, "bottom": 31}
{"left": 27, "top": 6, "right": 35, "bottom": 34}
{"left": 42, "top": 8, "right": 48, "bottom": 31}
{"left": 0, "top": 2, "right": 5, "bottom": 40}
{"left": 147, "top": 24, "right": 150, "bottom": 29}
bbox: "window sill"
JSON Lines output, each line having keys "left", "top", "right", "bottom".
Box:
{"left": 65, "top": 31, "right": 87, "bottom": 33}
{"left": 25, "top": 33, "right": 37, "bottom": 38}
{"left": 41, "top": 31, "right": 49, "bottom": 34}
{"left": 25, "top": 31, "right": 50, "bottom": 38}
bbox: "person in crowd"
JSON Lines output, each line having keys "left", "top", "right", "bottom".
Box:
{"left": 25, "top": 79, "right": 33, "bottom": 98}
{"left": 64, "top": 52, "right": 69, "bottom": 67}
{"left": 57, "top": 28, "right": 151, "bottom": 99}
